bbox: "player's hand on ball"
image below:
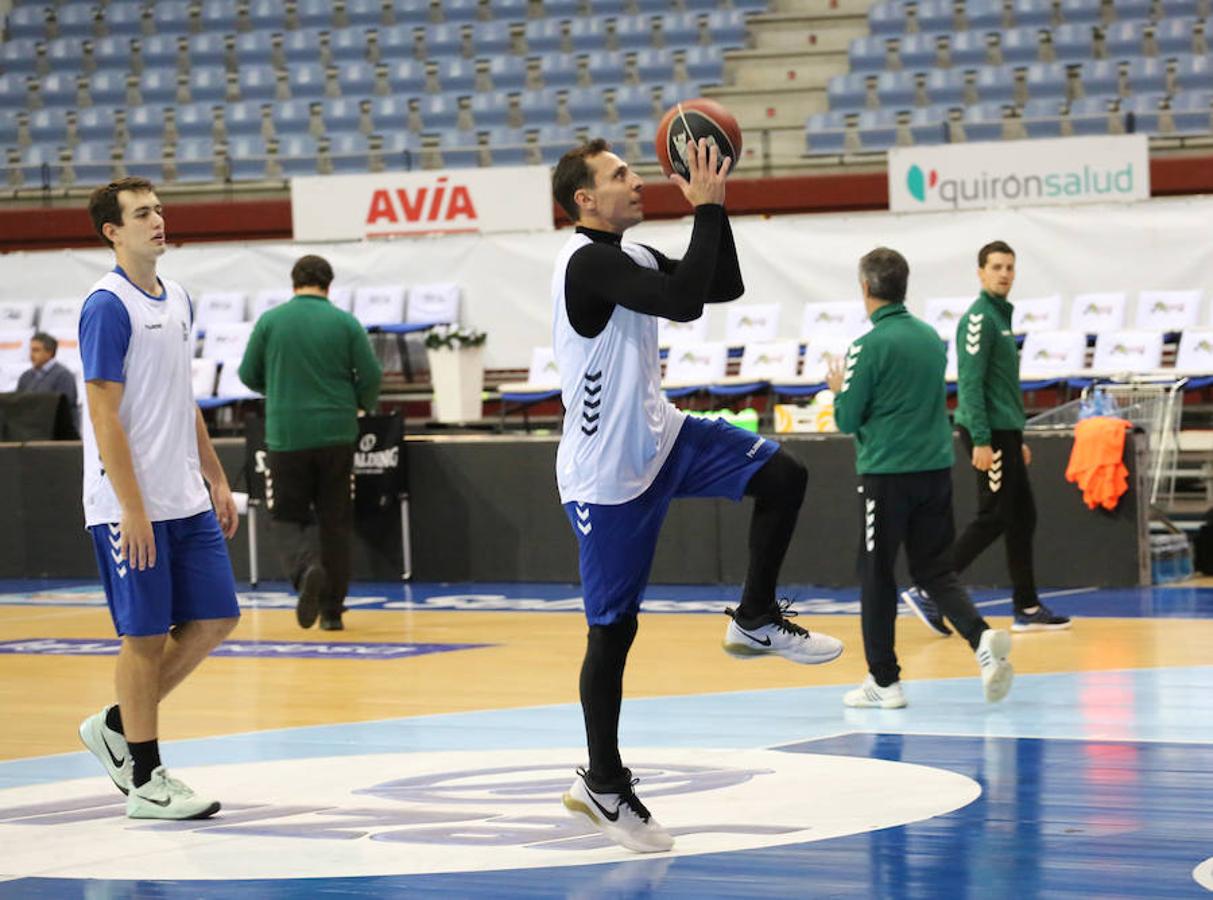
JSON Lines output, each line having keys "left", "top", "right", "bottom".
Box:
{"left": 669, "top": 137, "right": 730, "bottom": 208}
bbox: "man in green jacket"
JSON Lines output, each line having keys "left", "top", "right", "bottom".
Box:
{"left": 901, "top": 241, "right": 1071, "bottom": 636}
{"left": 827, "top": 247, "right": 1013, "bottom": 709}
{"left": 239, "top": 255, "right": 382, "bottom": 631}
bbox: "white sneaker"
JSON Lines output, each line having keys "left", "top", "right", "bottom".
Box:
{"left": 843, "top": 675, "right": 908, "bottom": 709}
{"left": 126, "top": 766, "right": 221, "bottom": 820}
{"left": 976, "top": 628, "right": 1014, "bottom": 703}
{"left": 722, "top": 602, "right": 843, "bottom": 665}
{"left": 562, "top": 768, "right": 674, "bottom": 853}
{"left": 78, "top": 706, "right": 132, "bottom": 795}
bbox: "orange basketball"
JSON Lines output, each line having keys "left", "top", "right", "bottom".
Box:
{"left": 654, "top": 98, "right": 743, "bottom": 179}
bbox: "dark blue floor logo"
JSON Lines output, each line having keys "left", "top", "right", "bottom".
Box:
{"left": 0, "top": 638, "right": 489, "bottom": 659}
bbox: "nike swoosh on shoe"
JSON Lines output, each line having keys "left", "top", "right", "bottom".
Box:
{"left": 587, "top": 793, "right": 621, "bottom": 822}
{"left": 741, "top": 632, "right": 772, "bottom": 646}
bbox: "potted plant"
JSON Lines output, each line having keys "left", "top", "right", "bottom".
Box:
{"left": 424, "top": 325, "right": 487, "bottom": 423}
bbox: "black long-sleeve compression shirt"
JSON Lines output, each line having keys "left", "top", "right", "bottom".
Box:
{"left": 563, "top": 204, "right": 744, "bottom": 338}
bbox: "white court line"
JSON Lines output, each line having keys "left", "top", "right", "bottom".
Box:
{"left": 971, "top": 587, "right": 1097, "bottom": 610}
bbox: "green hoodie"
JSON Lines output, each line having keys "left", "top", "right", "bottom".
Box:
{"left": 953, "top": 290, "right": 1026, "bottom": 446}
{"left": 833, "top": 303, "right": 954, "bottom": 475}
{"left": 238, "top": 294, "right": 383, "bottom": 452}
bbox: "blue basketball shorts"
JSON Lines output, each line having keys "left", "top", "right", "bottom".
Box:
{"left": 90, "top": 509, "right": 241, "bottom": 637}
{"left": 563, "top": 416, "right": 779, "bottom": 626}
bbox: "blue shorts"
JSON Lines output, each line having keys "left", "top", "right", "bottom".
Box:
{"left": 90, "top": 510, "right": 241, "bottom": 637}
{"left": 564, "top": 416, "right": 779, "bottom": 626}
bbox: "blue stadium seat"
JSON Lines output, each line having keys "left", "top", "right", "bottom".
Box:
{"left": 141, "top": 34, "right": 183, "bottom": 70}
{"left": 437, "top": 58, "right": 478, "bottom": 93}
{"left": 1158, "top": 0, "right": 1202, "bottom": 15}
{"left": 909, "top": 105, "right": 950, "bottom": 143}
{"left": 1155, "top": 19, "right": 1201, "bottom": 56}
{"left": 615, "top": 15, "right": 659, "bottom": 51}
{"left": 999, "top": 26, "right": 1043, "bottom": 64}
{"left": 471, "top": 21, "right": 513, "bottom": 56}
{"left": 1011, "top": 0, "right": 1054, "bottom": 27}
{"left": 569, "top": 17, "right": 611, "bottom": 51}
{"left": 272, "top": 99, "right": 315, "bottom": 135}
{"left": 102, "top": 1, "right": 147, "bottom": 37}
{"left": 226, "top": 136, "right": 270, "bottom": 180}
{"left": 708, "top": 9, "right": 742, "bottom": 48}
{"left": 246, "top": 0, "right": 287, "bottom": 30}
{"left": 91, "top": 36, "right": 135, "bottom": 73}
{"left": 21, "top": 143, "right": 65, "bottom": 187}
{"left": 684, "top": 0, "right": 723, "bottom": 11}
{"left": 444, "top": 0, "right": 484, "bottom": 22}
{"left": 223, "top": 100, "right": 267, "bottom": 137}
{"left": 1103, "top": 21, "right": 1147, "bottom": 58}
{"left": 1170, "top": 90, "right": 1213, "bottom": 133}
{"left": 0, "top": 40, "right": 40, "bottom": 77}
{"left": 587, "top": 0, "right": 628, "bottom": 14}
{"left": 634, "top": 48, "right": 676, "bottom": 82}
{"left": 659, "top": 13, "right": 701, "bottom": 48}
{"left": 1125, "top": 57, "right": 1168, "bottom": 93}
{"left": 338, "top": 61, "right": 377, "bottom": 97}
{"left": 391, "top": 0, "right": 433, "bottom": 26}
{"left": 1077, "top": 59, "right": 1121, "bottom": 97}
{"left": 470, "top": 91, "right": 513, "bottom": 126}
{"left": 385, "top": 60, "right": 427, "bottom": 95}
{"left": 875, "top": 70, "right": 917, "bottom": 109}
{"left": 288, "top": 63, "right": 329, "bottom": 100}
{"left": 849, "top": 36, "right": 891, "bottom": 73}
{"left": 345, "top": 0, "right": 386, "bottom": 27}
{"left": 297, "top": 0, "right": 336, "bottom": 29}
{"left": 326, "top": 132, "right": 371, "bottom": 173}
{"left": 38, "top": 73, "right": 81, "bottom": 108}
{"left": 1024, "top": 61, "right": 1070, "bottom": 99}
{"left": 59, "top": 3, "right": 100, "bottom": 38}
{"left": 5, "top": 6, "right": 49, "bottom": 41}
{"left": 868, "top": 0, "right": 909, "bottom": 35}
{"left": 916, "top": 0, "right": 956, "bottom": 33}
{"left": 276, "top": 135, "right": 320, "bottom": 177}
{"left": 122, "top": 139, "right": 165, "bottom": 180}
{"left": 28, "top": 108, "right": 69, "bottom": 145}
{"left": 239, "top": 65, "right": 280, "bottom": 102}
{"left": 1125, "top": 91, "right": 1166, "bottom": 132}
{"left": 566, "top": 86, "right": 608, "bottom": 120}
{"left": 535, "top": 123, "right": 578, "bottom": 163}
{"left": 370, "top": 96, "right": 410, "bottom": 132}
{"left": 331, "top": 27, "right": 372, "bottom": 63}
{"left": 1051, "top": 24, "right": 1096, "bottom": 62}
{"left": 76, "top": 107, "right": 117, "bottom": 144}
{"left": 805, "top": 110, "right": 849, "bottom": 154}
{"left": 44, "top": 36, "right": 88, "bottom": 76}
{"left": 975, "top": 65, "right": 1019, "bottom": 102}
{"left": 171, "top": 137, "right": 218, "bottom": 182}
{"left": 174, "top": 102, "right": 218, "bottom": 138}
{"left": 283, "top": 29, "right": 326, "bottom": 65}
{"left": 1021, "top": 97, "right": 1066, "bottom": 135}
{"left": 153, "top": 1, "right": 195, "bottom": 35}
{"left": 89, "top": 70, "right": 130, "bottom": 106}
{"left": 435, "top": 129, "right": 481, "bottom": 168}
{"left": 541, "top": 0, "right": 582, "bottom": 17}
{"left": 518, "top": 88, "right": 563, "bottom": 123}
{"left": 1109, "top": 0, "right": 1152, "bottom": 20}
{"left": 126, "top": 104, "right": 166, "bottom": 141}
{"left": 187, "top": 66, "right": 228, "bottom": 104}
{"left": 377, "top": 130, "right": 421, "bottom": 170}
{"left": 415, "top": 95, "right": 460, "bottom": 130}
{"left": 657, "top": 80, "right": 704, "bottom": 105}
{"left": 0, "top": 74, "right": 31, "bottom": 110}
{"left": 489, "top": 0, "right": 530, "bottom": 22}
{"left": 485, "top": 126, "right": 531, "bottom": 165}
{"left": 1069, "top": 95, "right": 1119, "bottom": 133}
{"left": 855, "top": 108, "right": 900, "bottom": 150}
{"left": 903, "top": 33, "right": 942, "bottom": 70}
{"left": 377, "top": 24, "right": 417, "bottom": 61}
{"left": 486, "top": 56, "right": 528, "bottom": 90}
{"left": 320, "top": 97, "right": 364, "bottom": 133}
{"left": 684, "top": 45, "right": 725, "bottom": 83}
{"left": 187, "top": 33, "right": 227, "bottom": 69}
{"left": 539, "top": 53, "right": 581, "bottom": 88}
{"left": 72, "top": 141, "right": 117, "bottom": 185}
{"left": 199, "top": 0, "right": 239, "bottom": 33}
{"left": 827, "top": 73, "right": 870, "bottom": 112}
{"left": 423, "top": 24, "right": 464, "bottom": 57}
{"left": 1175, "top": 55, "right": 1213, "bottom": 92}
{"left": 961, "top": 101, "right": 1007, "bottom": 140}
{"left": 586, "top": 50, "right": 627, "bottom": 83}
{"left": 924, "top": 68, "right": 967, "bottom": 105}
{"left": 613, "top": 85, "right": 656, "bottom": 123}
{"left": 949, "top": 30, "right": 992, "bottom": 67}
{"left": 1060, "top": 0, "right": 1103, "bottom": 23}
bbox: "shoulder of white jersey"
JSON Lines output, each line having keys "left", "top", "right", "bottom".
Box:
{"left": 619, "top": 239, "right": 657, "bottom": 269}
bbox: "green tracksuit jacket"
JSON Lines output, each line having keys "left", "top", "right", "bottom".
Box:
{"left": 952, "top": 290, "right": 1026, "bottom": 446}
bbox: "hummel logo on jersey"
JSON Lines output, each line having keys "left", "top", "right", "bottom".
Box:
{"left": 746, "top": 437, "right": 766, "bottom": 459}
{"left": 581, "top": 370, "right": 603, "bottom": 437}
{"left": 144, "top": 323, "right": 162, "bottom": 329}
{"left": 587, "top": 792, "right": 621, "bottom": 822}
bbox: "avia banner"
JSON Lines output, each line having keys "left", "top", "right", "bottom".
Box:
{"left": 888, "top": 135, "right": 1150, "bottom": 213}
{"left": 291, "top": 166, "right": 555, "bottom": 240}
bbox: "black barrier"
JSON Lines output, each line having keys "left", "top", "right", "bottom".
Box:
{"left": 0, "top": 392, "right": 77, "bottom": 441}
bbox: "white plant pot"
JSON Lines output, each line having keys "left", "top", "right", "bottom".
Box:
{"left": 426, "top": 345, "right": 484, "bottom": 423}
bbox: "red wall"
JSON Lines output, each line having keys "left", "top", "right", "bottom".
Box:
{"left": 2, "top": 153, "right": 1209, "bottom": 252}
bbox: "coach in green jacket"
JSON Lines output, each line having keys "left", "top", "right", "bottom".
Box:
{"left": 827, "top": 246, "right": 1012, "bottom": 709}
{"left": 239, "top": 255, "right": 382, "bottom": 631}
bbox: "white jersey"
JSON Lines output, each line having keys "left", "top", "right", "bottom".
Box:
{"left": 80, "top": 271, "right": 211, "bottom": 527}
{"left": 553, "top": 233, "right": 686, "bottom": 505}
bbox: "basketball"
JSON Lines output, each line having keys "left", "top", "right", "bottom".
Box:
{"left": 654, "top": 98, "right": 743, "bottom": 180}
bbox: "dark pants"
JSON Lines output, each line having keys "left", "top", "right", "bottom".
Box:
{"left": 266, "top": 444, "right": 355, "bottom": 616}
{"left": 953, "top": 427, "right": 1039, "bottom": 612}
{"left": 859, "top": 468, "right": 988, "bottom": 687}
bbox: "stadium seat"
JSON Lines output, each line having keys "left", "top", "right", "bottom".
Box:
{"left": 614, "top": 85, "right": 657, "bottom": 124}
{"left": 414, "top": 95, "right": 460, "bottom": 130}
{"left": 1051, "top": 24, "right": 1097, "bottom": 62}
{"left": 199, "top": 0, "right": 240, "bottom": 34}
{"left": 5, "top": 6, "right": 49, "bottom": 41}
{"left": 171, "top": 137, "right": 218, "bottom": 182}
{"left": 46, "top": 37, "right": 90, "bottom": 77}
{"left": 706, "top": 10, "right": 748, "bottom": 49}
{"left": 569, "top": 17, "right": 611, "bottom": 51}
{"left": 1089, "top": 329, "right": 1163, "bottom": 375}
{"left": 70, "top": 141, "right": 118, "bottom": 185}
{"left": 535, "top": 123, "right": 578, "bottom": 163}
{"left": 126, "top": 105, "right": 166, "bottom": 141}
{"left": 239, "top": 65, "right": 281, "bottom": 102}
{"left": 949, "top": 29, "right": 992, "bottom": 67}
{"left": 1069, "top": 95, "right": 1120, "bottom": 133}
{"left": 909, "top": 105, "right": 950, "bottom": 143}
{"left": 436, "top": 129, "right": 482, "bottom": 168}
{"left": 658, "top": 13, "right": 702, "bottom": 48}
{"left": 76, "top": 107, "right": 117, "bottom": 144}
{"left": 1157, "top": 19, "right": 1203, "bottom": 55}
{"left": 497, "top": 346, "right": 562, "bottom": 428}
{"left": 1024, "top": 62, "right": 1071, "bottom": 100}
{"left": 385, "top": 60, "right": 427, "bottom": 95}
{"left": 1019, "top": 331, "right": 1088, "bottom": 383}
{"left": 436, "top": 58, "right": 478, "bottom": 93}
{"left": 442, "top": 0, "right": 484, "bottom": 23}
{"left": 1125, "top": 58, "right": 1168, "bottom": 94}
{"left": 564, "top": 86, "right": 607, "bottom": 121}
{"left": 916, "top": 0, "right": 957, "bottom": 33}
{"left": 377, "top": 24, "right": 416, "bottom": 61}
{"left": 0, "top": 74, "right": 31, "bottom": 111}
{"left": 370, "top": 96, "right": 411, "bottom": 133}
{"left": 90, "top": 71, "right": 131, "bottom": 107}
{"left": 900, "top": 33, "right": 941, "bottom": 70}
{"left": 1012, "top": 0, "right": 1055, "bottom": 27}
{"left": 141, "top": 34, "right": 184, "bottom": 71}
{"left": 1060, "top": 0, "right": 1104, "bottom": 23}
{"left": 586, "top": 50, "right": 628, "bottom": 84}
{"left": 1175, "top": 55, "right": 1213, "bottom": 92}
{"left": 635, "top": 48, "right": 676, "bottom": 82}
{"left": 1136, "top": 289, "right": 1203, "bottom": 331}
{"left": 471, "top": 21, "right": 514, "bottom": 56}
{"left": 233, "top": 31, "right": 274, "bottom": 68}
{"left": 524, "top": 19, "right": 567, "bottom": 54}
{"left": 28, "top": 109, "right": 70, "bottom": 146}
{"left": 56, "top": 3, "right": 99, "bottom": 38}
{"left": 489, "top": 0, "right": 530, "bottom": 22}
{"left": 422, "top": 24, "right": 465, "bottom": 57}
{"left": 1126, "top": 92, "right": 1167, "bottom": 132}
{"left": 1109, "top": 0, "right": 1152, "bottom": 17}
{"left": 153, "top": 1, "right": 195, "bottom": 36}
{"left": 975, "top": 66, "right": 1019, "bottom": 103}
{"left": 288, "top": 63, "right": 329, "bottom": 101}
{"left": 1070, "top": 292, "right": 1128, "bottom": 333}
{"left": 855, "top": 108, "right": 901, "bottom": 151}
{"left": 964, "top": 0, "right": 1006, "bottom": 30}
{"left": 876, "top": 71, "right": 917, "bottom": 109}
{"left": 272, "top": 99, "right": 315, "bottom": 136}
{"left": 0, "top": 40, "right": 40, "bottom": 78}
{"left": 999, "top": 26, "right": 1044, "bottom": 64}
{"left": 223, "top": 100, "right": 267, "bottom": 138}
{"left": 658, "top": 316, "right": 710, "bottom": 348}
{"left": 376, "top": 130, "right": 422, "bottom": 170}
{"left": 962, "top": 101, "right": 1009, "bottom": 140}
{"left": 338, "top": 61, "right": 377, "bottom": 97}
{"left": 122, "top": 139, "right": 165, "bottom": 180}
{"left": 1103, "top": 21, "right": 1148, "bottom": 59}
{"left": 615, "top": 14, "right": 659, "bottom": 51}
{"left": 201, "top": 321, "right": 255, "bottom": 361}
{"left": 186, "top": 33, "right": 228, "bottom": 70}
{"left": 1171, "top": 90, "right": 1213, "bottom": 134}
{"left": 19, "top": 144, "right": 65, "bottom": 188}
{"left": 392, "top": 0, "right": 434, "bottom": 26}
{"left": 1174, "top": 328, "right": 1213, "bottom": 376}
{"left": 101, "top": 1, "right": 147, "bottom": 37}
{"left": 38, "top": 73, "right": 81, "bottom": 108}
{"left": 924, "top": 68, "right": 968, "bottom": 106}
{"left": 518, "top": 88, "right": 563, "bottom": 124}
{"left": 297, "top": 0, "right": 337, "bottom": 29}
{"left": 869, "top": 0, "right": 910, "bottom": 36}
{"left": 1158, "top": 0, "right": 1204, "bottom": 16}
{"left": 276, "top": 135, "right": 320, "bottom": 178}
{"left": 326, "top": 132, "right": 372, "bottom": 173}
{"left": 331, "top": 27, "right": 372, "bottom": 64}
{"left": 710, "top": 340, "right": 800, "bottom": 399}
{"left": 849, "top": 36, "right": 892, "bottom": 73}
{"left": 187, "top": 66, "right": 229, "bottom": 104}
{"left": 484, "top": 56, "right": 528, "bottom": 91}
{"left": 485, "top": 126, "right": 531, "bottom": 165}
{"left": 925, "top": 297, "right": 972, "bottom": 339}
{"left": 1076, "top": 60, "right": 1121, "bottom": 98}
{"left": 224, "top": 136, "right": 270, "bottom": 180}
{"left": 684, "top": 45, "right": 725, "bottom": 83}
{"left": 467, "top": 92, "right": 510, "bottom": 127}
{"left": 1022, "top": 98, "right": 1066, "bottom": 136}
{"left": 283, "top": 30, "right": 326, "bottom": 66}
{"left": 246, "top": 0, "right": 287, "bottom": 30}
{"left": 321, "top": 97, "right": 364, "bottom": 134}
{"left": 827, "top": 73, "right": 870, "bottom": 112}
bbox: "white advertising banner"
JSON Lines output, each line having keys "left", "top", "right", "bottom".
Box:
{"left": 888, "top": 135, "right": 1150, "bottom": 213}
{"left": 290, "top": 166, "right": 555, "bottom": 241}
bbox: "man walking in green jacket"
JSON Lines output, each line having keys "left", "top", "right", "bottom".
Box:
{"left": 239, "top": 255, "right": 382, "bottom": 631}
{"left": 901, "top": 241, "right": 1071, "bottom": 636}
{"left": 828, "top": 247, "right": 1013, "bottom": 709}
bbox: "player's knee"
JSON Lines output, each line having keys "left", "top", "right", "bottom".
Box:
{"left": 587, "top": 615, "right": 638, "bottom": 659}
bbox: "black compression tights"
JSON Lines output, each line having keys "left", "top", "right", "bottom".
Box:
{"left": 580, "top": 614, "right": 638, "bottom": 787}
{"left": 739, "top": 449, "right": 808, "bottom": 619}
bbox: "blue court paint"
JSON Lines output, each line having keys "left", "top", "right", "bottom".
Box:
{"left": 0, "top": 638, "right": 489, "bottom": 659}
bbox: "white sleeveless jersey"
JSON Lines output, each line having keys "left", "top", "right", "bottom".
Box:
{"left": 553, "top": 233, "right": 686, "bottom": 505}
{"left": 80, "top": 271, "right": 211, "bottom": 527}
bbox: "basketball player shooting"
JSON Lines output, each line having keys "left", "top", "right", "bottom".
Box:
{"left": 549, "top": 136, "right": 844, "bottom": 853}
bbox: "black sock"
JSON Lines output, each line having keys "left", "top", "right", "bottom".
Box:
{"left": 580, "top": 616, "right": 638, "bottom": 787}
{"left": 739, "top": 451, "right": 807, "bottom": 620}
{"left": 105, "top": 705, "right": 124, "bottom": 735}
{"left": 129, "top": 739, "right": 161, "bottom": 788}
